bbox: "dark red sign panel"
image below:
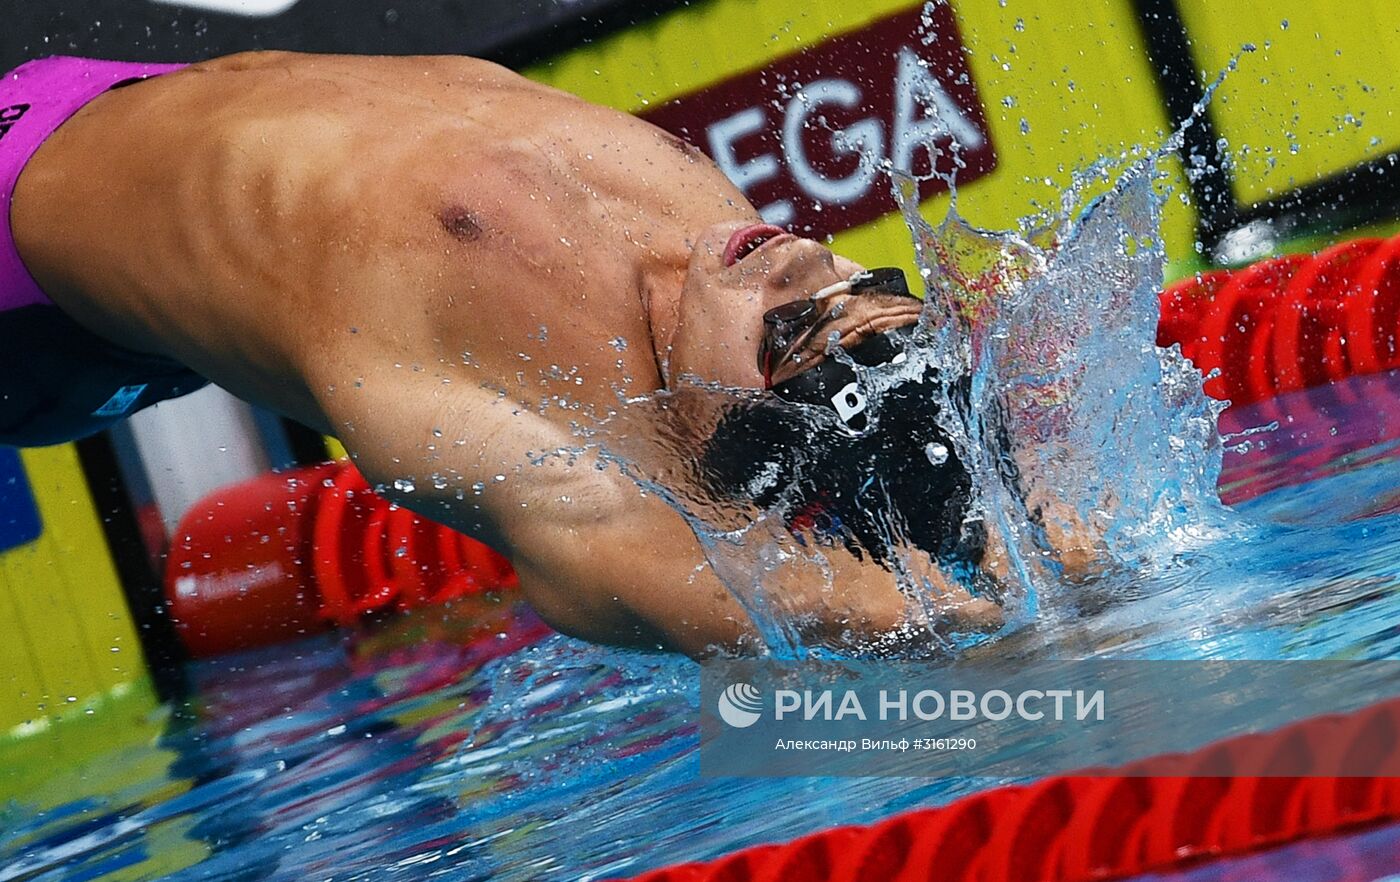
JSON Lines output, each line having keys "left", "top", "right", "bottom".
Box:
{"left": 641, "top": 4, "right": 996, "bottom": 239}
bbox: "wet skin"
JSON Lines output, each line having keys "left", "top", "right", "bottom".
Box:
{"left": 13, "top": 51, "right": 1015, "bottom": 654}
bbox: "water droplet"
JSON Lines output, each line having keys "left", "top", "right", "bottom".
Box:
{"left": 924, "top": 442, "right": 950, "bottom": 466}
{"left": 393, "top": 478, "right": 416, "bottom": 493}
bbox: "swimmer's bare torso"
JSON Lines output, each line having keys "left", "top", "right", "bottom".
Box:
{"left": 12, "top": 51, "right": 1009, "bottom": 653}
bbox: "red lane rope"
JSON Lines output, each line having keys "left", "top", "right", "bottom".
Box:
{"left": 616, "top": 700, "right": 1400, "bottom": 882}
{"left": 1162, "top": 231, "right": 1400, "bottom": 407}
{"left": 167, "top": 460, "right": 518, "bottom": 655}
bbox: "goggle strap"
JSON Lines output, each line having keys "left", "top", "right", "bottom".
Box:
{"left": 810, "top": 279, "right": 853, "bottom": 301}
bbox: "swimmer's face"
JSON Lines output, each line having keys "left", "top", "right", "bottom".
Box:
{"left": 669, "top": 222, "right": 922, "bottom": 388}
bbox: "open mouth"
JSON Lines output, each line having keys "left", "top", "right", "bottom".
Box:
{"left": 723, "top": 223, "right": 788, "bottom": 267}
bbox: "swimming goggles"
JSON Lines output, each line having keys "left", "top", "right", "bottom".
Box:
{"left": 757, "top": 267, "right": 914, "bottom": 387}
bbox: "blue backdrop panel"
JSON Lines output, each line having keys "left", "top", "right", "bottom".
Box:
{"left": 0, "top": 448, "right": 42, "bottom": 552}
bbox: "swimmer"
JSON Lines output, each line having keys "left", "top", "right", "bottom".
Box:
{"left": 1, "top": 52, "right": 1094, "bottom": 654}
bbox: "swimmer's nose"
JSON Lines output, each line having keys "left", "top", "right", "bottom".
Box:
{"left": 724, "top": 223, "right": 788, "bottom": 267}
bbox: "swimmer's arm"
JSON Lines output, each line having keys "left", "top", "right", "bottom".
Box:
{"left": 506, "top": 491, "right": 991, "bottom": 655}
{"left": 322, "top": 366, "right": 762, "bottom": 653}
{"left": 506, "top": 491, "right": 759, "bottom": 655}
{"left": 326, "top": 372, "right": 982, "bottom": 654}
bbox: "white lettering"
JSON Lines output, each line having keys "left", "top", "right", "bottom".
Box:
{"left": 893, "top": 47, "right": 985, "bottom": 174}
{"left": 950, "top": 690, "right": 977, "bottom": 720}
{"left": 914, "top": 689, "right": 945, "bottom": 720}
{"left": 1078, "top": 690, "right": 1106, "bottom": 721}
{"left": 775, "top": 739, "right": 859, "bottom": 751}
{"left": 1016, "top": 690, "right": 1045, "bottom": 721}
{"left": 980, "top": 690, "right": 1013, "bottom": 721}
{"left": 782, "top": 79, "right": 884, "bottom": 205}
{"left": 835, "top": 690, "right": 867, "bottom": 721}
{"left": 774, "top": 690, "right": 801, "bottom": 719}
{"left": 880, "top": 689, "right": 907, "bottom": 721}
{"left": 707, "top": 107, "right": 794, "bottom": 226}
{"left": 831, "top": 381, "right": 867, "bottom": 424}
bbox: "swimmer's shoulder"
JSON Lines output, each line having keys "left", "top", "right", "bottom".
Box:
{"left": 183, "top": 51, "right": 541, "bottom": 94}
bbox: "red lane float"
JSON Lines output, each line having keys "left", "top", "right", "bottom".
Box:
{"left": 614, "top": 698, "right": 1400, "bottom": 882}
{"left": 1158, "top": 231, "right": 1400, "bottom": 408}
{"left": 1271, "top": 239, "right": 1380, "bottom": 394}
{"left": 165, "top": 460, "right": 517, "bottom": 657}
{"left": 1191, "top": 253, "right": 1308, "bottom": 405}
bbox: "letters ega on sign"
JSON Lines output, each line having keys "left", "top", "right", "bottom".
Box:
{"left": 0, "top": 449, "right": 42, "bottom": 553}
{"left": 642, "top": 4, "right": 996, "bottom": 239}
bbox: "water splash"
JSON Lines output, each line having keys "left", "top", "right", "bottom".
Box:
{"left": 582, "top": 38, "right": 1266, "bottom": 657}
{"left": 589, "top": 146, "right": 1262, "bottom": 658}
{"left": 936, "top": 161, "right": 1250, "bottom": 618}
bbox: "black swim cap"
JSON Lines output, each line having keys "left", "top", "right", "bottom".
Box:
{"left": 701, "top": 323, "right": 984, "bottom": 568}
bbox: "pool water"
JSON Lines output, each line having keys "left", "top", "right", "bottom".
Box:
{"left": 5, "top": 376, "right": 1400, "bottom": 882}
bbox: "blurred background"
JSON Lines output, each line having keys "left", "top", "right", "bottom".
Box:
{"left": 2, "top": 0, "right": 1398, "bottom": 814}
